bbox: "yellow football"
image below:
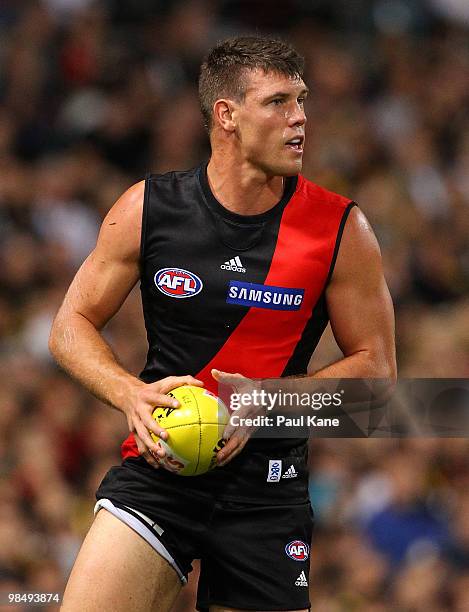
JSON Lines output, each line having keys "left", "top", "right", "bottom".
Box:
{"left": 151, "top": 385, "right": 229, "bottom": 476}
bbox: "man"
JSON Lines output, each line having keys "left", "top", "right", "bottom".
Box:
{"left": 49, "top": 36, "right": 396, "bottom": 612}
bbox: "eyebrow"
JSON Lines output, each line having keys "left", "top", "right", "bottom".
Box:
{"left": 263, "top": 87, "right": 310, "bottom": 101}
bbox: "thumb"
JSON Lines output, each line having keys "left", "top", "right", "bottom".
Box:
{"left": 212, "top": 368, "right": 244, "bottom": 382}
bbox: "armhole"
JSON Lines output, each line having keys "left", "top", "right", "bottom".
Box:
{"left": 139, "top": 173, "right": 152, "bottom": 269}
{"left": 325, "top": 201, "right": 357, "bottom": 286}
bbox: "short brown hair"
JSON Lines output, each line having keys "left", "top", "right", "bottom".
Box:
{"left": 198, "top": 35, "right": 304, "bottom": 131}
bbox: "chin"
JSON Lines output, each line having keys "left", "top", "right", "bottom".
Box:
{"left": 278, "top": 159, "right": 303, "bottom": 177}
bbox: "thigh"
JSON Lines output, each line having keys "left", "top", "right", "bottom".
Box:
{"left": 62, "top": 509, "right": 181, "bottom": 612}
{"left": 96, "top": 457, "right": 214, "bottom": 579}
{"left": 197, "top": 501, "right": 313, "bottom": 611}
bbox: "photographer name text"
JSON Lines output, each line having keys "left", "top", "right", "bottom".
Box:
{"left": 229, "top": 414, "right": 340, "bottom": 427}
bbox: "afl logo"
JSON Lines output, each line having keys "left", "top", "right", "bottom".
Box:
{"left": 285, "top": 540, "right": 309, "bottom": 561}
{"left": 154, "top": 268, "right": 203, "bottom": 299}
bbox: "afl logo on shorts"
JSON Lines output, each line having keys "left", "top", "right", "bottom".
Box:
{"left": 285, "top": 540, "right": 310, "bottom": 561}
{"left": 154, "top": 268, "right": 203, "bottom": 299}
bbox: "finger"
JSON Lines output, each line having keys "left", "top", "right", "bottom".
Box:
{"left": 145, "top": 413, "right": 169, "bottom": 441}
{"left": 185, "top": 376, "right": 204, "bottom": 386}
{"left": 144, "top": 449, "right": 161, "bottom": 469}
{"left": 139, "top": 422, "right": 167, "bottom": 459}
{"left": 218, "top": 445, "right": 243, "bottom": 467}
{"left": 211, "top": 369, "right": 244, "bottom": 383}
{"left": 144, "top": 391, "right": 180, "bottom": 409}
{"left": 147, "top": 422, "right": 168, "bottom": 442}
{"left": 157, "top": 375, "right": 204, "bottom": 394}
{"left": 222, "top": 419, "right": 238, "bottom": 440}
{"left": 134, "top": 432, "right": 145, "bottom": 453}
{"left": 150, "top": 438, "right": 167, "bottom": 459}
{"left": 135, "top": 421, "right": 163, "bottom": 456}
{"left": 217, "top": 434, "right": 247, "bottom": 466}
{"left": 212, "top": 370, "right": 253, "bottom": 398}
{"left": 223, "top": 420, "right": 250, "bottom": 441}
{"left": 149, "top": 427, "right": 168, "bottom": 443}
{"left": 128, "top": 404, "right": 169, "bottom": 441}
{"left": 134, "top": 434, "right": 160, "bottom": 469}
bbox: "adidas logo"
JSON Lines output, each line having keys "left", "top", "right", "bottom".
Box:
{"left": 220, "top": 256, "right": 246, "bottom": 273}
{"left": 295, "top": 571, "right": 308, "bottom": 587}
{"left": 282, "top": 465, "right": 298, "bottom": 479}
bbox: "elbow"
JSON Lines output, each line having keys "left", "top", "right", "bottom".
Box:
{"left": 378, "top": 355, "right": 396, "bottom": 384}
{"left": 363, "top": 348, "right": 396, "bottom": 399}
{"left": 389, "top": 364, "right": 397, "bottom": 388}
{"left": 48, "top": 316, "right": 63, "bottom": 362}
{"left": 368, "top": 344, "right": 397, "bottom": 383}
{"left": 375, "top": 353, "right": 397, "bottom": 401}
{"left": 384, "top": 365, "right": 397, "bottom": 399}
{"left": 48, "top": 321, "right": 58, "bottom": 360}
{"left": 384, "top": 353, "right": 397, "bottom": 388}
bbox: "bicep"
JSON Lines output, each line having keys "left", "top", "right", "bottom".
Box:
{"left": 60, "top": 249, "right": 139, "bottom": 329}
{"left": 325, "top": 207, "right": 396, "bottom": 369}
{"left": 54, "top": 181, "right": 144, "bottom": 330}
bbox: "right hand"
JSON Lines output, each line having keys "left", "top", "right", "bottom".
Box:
{"left": 124, "top": 375, "right": 204, "bottom": 469}
{"left": 211, "top": 369, "right": 264, "bottom": 466}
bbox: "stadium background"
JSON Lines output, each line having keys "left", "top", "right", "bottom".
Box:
{"left": 1, "top": 0, "right": 468, "bottom": 610}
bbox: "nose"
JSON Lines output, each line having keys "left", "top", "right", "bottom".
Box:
{"left": 288, "top": 102, "right": 306, "bottom": 127}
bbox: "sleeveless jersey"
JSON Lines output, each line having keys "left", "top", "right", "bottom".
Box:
{"left": 121, "top": 163, "right": 355, "bottom": 460}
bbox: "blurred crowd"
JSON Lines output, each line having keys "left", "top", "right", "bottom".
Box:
{"left": 1, "top": 1, "right": 468, "bottom": 610}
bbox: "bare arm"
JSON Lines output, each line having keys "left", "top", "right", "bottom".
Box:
{"left": 49, "top": 181, "right": 202, "bottom": 465}
{"left": 314, "top": 206, "right": 396, "bottom": 381}
{"left": 49, "top": 182, "right": 144, "bottom": 407}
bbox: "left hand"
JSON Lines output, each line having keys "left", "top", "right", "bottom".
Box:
{"left": 211, "top": 368, "right": 264, "bottom": 466}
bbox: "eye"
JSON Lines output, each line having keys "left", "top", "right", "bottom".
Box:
{"left": 271, "top": 98, "right": 284, "bottom": 106}
{"left": 297, "top": 97, "right": 305, "bottom": 105}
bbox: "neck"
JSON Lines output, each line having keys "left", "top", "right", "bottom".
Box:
{"left": 207, "top": 153, "right": 284, "bottom": 216}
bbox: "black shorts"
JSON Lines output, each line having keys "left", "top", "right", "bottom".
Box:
{"left": 96, "top": 443, "right": 314, "bottom": 611}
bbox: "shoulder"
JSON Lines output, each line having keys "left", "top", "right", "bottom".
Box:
{"left": 96, "top": 180, "right": 145, "bottom": 261}
{"left": 102, "top": 181, "right": 145, "bottom": 231}
{"left": 104, "top": 180, "right": 145, "bottom": 223}
{"left": 331, "top": 206, "right": 382, "bottom": 283}
{"left": 340, "top": 206, "right": 380, "bottom": 256}
{"left": 297, "top": 174, "right": 353, "bottom": 211}
{"left": 146, "top": 166, "right": 200, "bottom": 186}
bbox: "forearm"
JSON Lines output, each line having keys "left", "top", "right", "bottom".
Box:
{"left": 312, "top": 349, "right": 396, "bottom": 381}
{"left": 49, "top": 312, "right": 144, "bottom": 413}
{"left": 307, "top": 349, "right": 396, "bottom": 413}
{"left": 275, "top": 350, "right": 396, "bottom": 415}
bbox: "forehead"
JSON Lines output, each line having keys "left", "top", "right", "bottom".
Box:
{"left": 243, "top": 68, "right": 306, "bottom": 98}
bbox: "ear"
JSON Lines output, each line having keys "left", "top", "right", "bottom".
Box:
{"left": 212, "top": 99, "right": 237, "bottom": 133}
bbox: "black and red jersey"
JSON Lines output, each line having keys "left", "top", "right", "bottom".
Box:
{"left": 121, "top": 164, "right": 355, "bottom": 460}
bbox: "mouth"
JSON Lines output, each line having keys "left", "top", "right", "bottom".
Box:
{"left": 285, "top": 135, "right": 304, "bottom": 153}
